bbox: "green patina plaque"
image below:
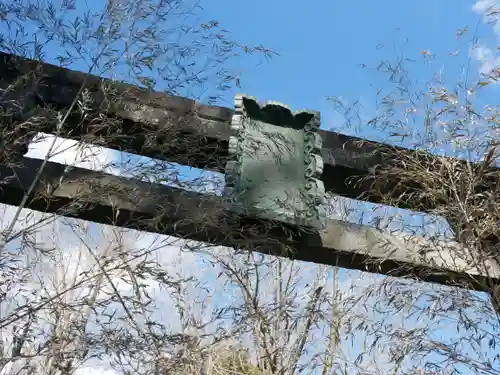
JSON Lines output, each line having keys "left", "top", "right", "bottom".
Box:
{"left": 224, "top": 94, "right": 326, "bottom": 229}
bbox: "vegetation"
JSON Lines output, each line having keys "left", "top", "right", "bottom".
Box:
{"left": 328, "top": 14, "right": 500, "bottom": 374}
{"left": 1, "top": 0, "right": 500, "bottom": 374}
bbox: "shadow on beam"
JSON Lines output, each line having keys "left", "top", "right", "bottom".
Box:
{"left": 0, "top": 157, "right": 498, "bottom": 291}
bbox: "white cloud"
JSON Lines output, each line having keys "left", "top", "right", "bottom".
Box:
{"left": 26, "top": 133, "right": 121, "bottom": 174}
{"left": 473, "top": 0, "right": 500, "bottom": 33}
{"left": 473, "top": 0, "right": 497, "bottom": 14}
{"left": 471, "top": 44, "right": 500, "bottom": 76}
{"left": 472, "top": 1, "right": 500, "bottom": 76}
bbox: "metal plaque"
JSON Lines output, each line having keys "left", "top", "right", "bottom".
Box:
{"left": 224, "top": 94, "right": 326, "bottom": 229}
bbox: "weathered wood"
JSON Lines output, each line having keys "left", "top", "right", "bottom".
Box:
{"left": 0, "top": 156, "right": 498, "bottom": 290}
{"left": 1, "top": 52, "right": 498, "bottom": 213}
{"left": 0, "top": 52, "right": 415, "bottom": 207}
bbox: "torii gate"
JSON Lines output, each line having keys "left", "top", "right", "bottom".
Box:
{"left": 1, "top": 51, "right": 498, "bottom": 291}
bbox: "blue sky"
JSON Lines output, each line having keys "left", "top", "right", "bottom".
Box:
{"left": 199, "top": 0, "right": 481, "bottom": 118}
{"left": 2, "top": 0, "right": 500, "bottom": 373}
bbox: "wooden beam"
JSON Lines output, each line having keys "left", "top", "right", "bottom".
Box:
{"left": 2, "top": 52, "right": 498, "bottom": 213}
{"left": 0, "top": 156, "right": 498, "bottom": 290}
{"left": 0, "top": 52, "right": 415, "bottom": 206}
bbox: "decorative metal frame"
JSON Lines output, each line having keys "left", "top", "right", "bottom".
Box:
{"left": 224, "top": 94, "right": 326, "bottom": 229}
